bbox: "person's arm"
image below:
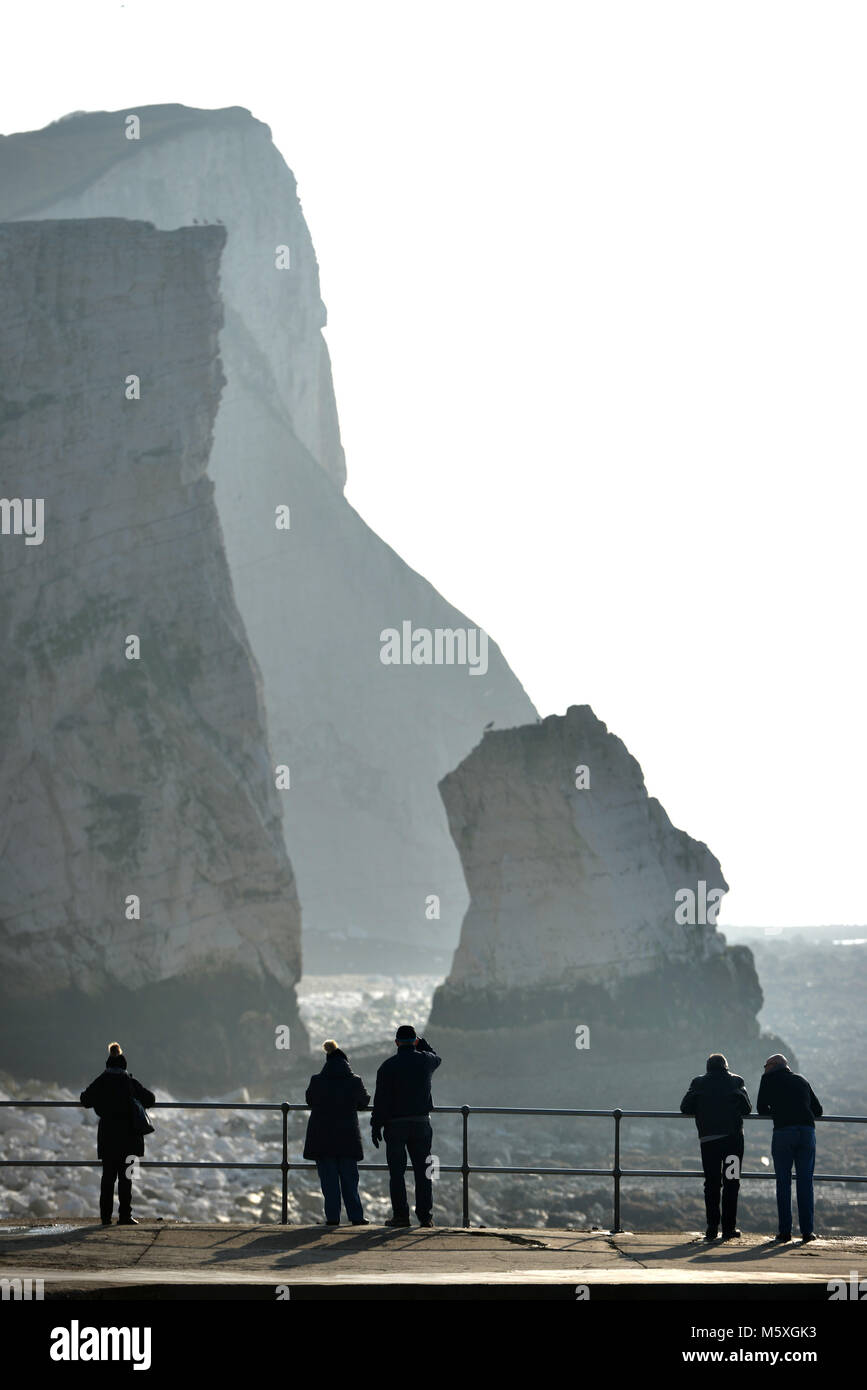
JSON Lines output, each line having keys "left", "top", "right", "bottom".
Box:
{"left": 370, "top": 1067, "right": 386, "bottom": 1142}
{"left": 355, "top": 1077, "right": 371, "bottom": 1110}
{"left": 80, "top": 1075, "right": 102, "bottom": 1108}
{"left": 132, "top": 1078, "right": 155, "bottom": 1108}
{"left": 808, "top": 1084, "right": 823, "bottom": 1118}
{"left": 734, "top": 1077, "right": 752, "bottom": 1115}
{"left": 679, "top": 1081, "right": 698, "bottom": 1115}
{"left": 756, "top": 1075, "right": 771, "bottom": 1115}
{"left": 416, "top": 1037, "right": 441, "bottom": 1071}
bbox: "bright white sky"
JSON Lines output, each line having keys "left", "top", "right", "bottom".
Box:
{"left": 4, "top": 2, "right": 865, "bottom": 926}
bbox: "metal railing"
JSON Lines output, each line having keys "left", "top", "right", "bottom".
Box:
{"left": 0, "top": 1100, "right": 864, "bottom": 1230}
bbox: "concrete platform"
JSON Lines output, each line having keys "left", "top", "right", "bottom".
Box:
{"left": 2, "top": 1222, "right": 865, "bottom": 1299}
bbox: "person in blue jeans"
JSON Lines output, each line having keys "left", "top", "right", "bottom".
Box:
{"left": 757, "top": 1053, "right": 823, "bottom": 1243}
{"left": 304, "top": 1041, "right": 370, "bottom": 1227}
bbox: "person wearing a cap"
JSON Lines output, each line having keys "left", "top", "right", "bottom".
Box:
{"left": 370, "top": 1025, "right": 441, "bottom": 1227}
{"left": 80, "top": 1042, "right": 156, "bottom": 1226}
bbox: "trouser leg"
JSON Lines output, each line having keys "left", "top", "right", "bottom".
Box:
{"left": 772, "top": 1128, "right": 794, "bottom": 1234}
{"left": 385, "top": 1127, "right": 409, "bottom": 1219}
{"left": 700, "top": 1138, "right": 723, "bottom": 1230}
{"left": 316, "top": 1159, "right": 341, "bottom": 1222}
{"left": 117, "top": 1151, "right": 134, "bottom": 1221}
{"left": 100, "top": 1157, "right": 118, "bottom": 1222}
{"left": 338, "top": 1159, "right": 364, "bottom": 1222}
{"left": 720, "top": 1133, "right": 744, "bottom": 1234}
{"left": 407, "top": 1122, "right": 434, "bottom": 1222}
{"left": 794, "top": 1127, "right": 816, "bottom": 1237}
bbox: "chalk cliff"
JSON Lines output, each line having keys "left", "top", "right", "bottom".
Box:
{"left": 428, "top": 707, "right": 790, "bottom": 1103}
{"left": 0, "top": 218, "right": 307, "bottom": 1089}
{"left": 0, "top": 105, "right": 536, "bottom": 958}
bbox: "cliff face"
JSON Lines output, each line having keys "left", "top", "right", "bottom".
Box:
{"left": 0, "top": 106, "right": 537, "bottom": 956}
{"left": 429, "top": 707, "right": 789, "bottom": 1103}
{"left": 0, "top": 218, "right": 307, "bottom": 1089}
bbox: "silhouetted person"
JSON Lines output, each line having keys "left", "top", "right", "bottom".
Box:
{"left": 371, "top": 1025, "right": 441, "bottom": 1228}
{"left": 303, "top": 1040, "right": 370, "bottom": 1227}
{"left": 680, "top": 1053, "right": 751, "bottom": 1241}
{"left": 757, "top": 1052, "right": 823, "bottom": 1243}
{"left": 80, "top": 1042, "right": 155, "bottom": 1226}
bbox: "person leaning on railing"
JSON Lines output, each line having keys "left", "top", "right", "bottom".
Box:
{"left": 757, "top": 1053, "right": 823, "bottom": 1244}
{"left": 680, "top": 1053, "right": 751, "bottom": 1242}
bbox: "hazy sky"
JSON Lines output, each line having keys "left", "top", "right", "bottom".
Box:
{"left": 4, "top": 2, "right": 865, "bottom": 926}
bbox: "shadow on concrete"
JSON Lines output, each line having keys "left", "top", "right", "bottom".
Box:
{"left": 630, "top": 1236, "right": 813, "bottom": 1264}
{"left": 205, "top": 1226, "right": 482, "bottom": 1266}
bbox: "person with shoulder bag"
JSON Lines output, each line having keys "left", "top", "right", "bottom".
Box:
{"left": 80, "top": 1041, "right": 156, "bottom": 1225}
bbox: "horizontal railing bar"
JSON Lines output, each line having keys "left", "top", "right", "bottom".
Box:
{"left": 0, "top": 1101, "right": 283, "bottom": 1111}
{"left": 0, "top": 1161, "right": 284, "bottom": 1169}
{"left": 615, "top": 1109, "right": 867, "bottom": 1123}
{"left": 1, "top": 1099, "right": 862, "bottom": 1123}
{"left": 0, "top": 1158, "right": 863, "bottom": 1184}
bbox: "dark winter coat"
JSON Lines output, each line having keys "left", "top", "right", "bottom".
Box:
{"left": 303, "top": 1056, "right": 370, "bottom": 1160}
{"left": 757, "top": 1065, "right": 823, "bottom": 1129}
{"left": 680, "top": 1067, "right": 752, "bottom": 1139}
{"left": 80, "top": 1069, "right": 156, "bottom": 1159}
{"left": 370, "top": 1037, "right": 441, "bottom": 1131}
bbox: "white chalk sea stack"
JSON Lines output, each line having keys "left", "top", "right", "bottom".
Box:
{"left": 0, "top": 218, "right": 307, "bottom": 1089}
{"left": 428, "top": 707, "right": 788, "bottom": 1101}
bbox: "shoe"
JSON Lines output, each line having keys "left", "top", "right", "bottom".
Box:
{"left": 773, "top": 1232, "right": 792, "bottom": 1243}
{"left": 351, "top": 1219, "right": 370, "bottom": 1226}
{"left": 384, "top": 1217, "right": 411, "bottom": 1228}
{"left": 100, "top": 1219, "right": 112, "bottom": 1227}
{"left": 117, "top": 1217, "right": 138, "bottom": 1225}
{"left": 704, "top": 1228, "right": 718, "bottom": 1241}
{"left": 801, "top": 1232, "right": 818, "bottom": 1243}
{"left": 418, "top": 1218, "right": 434, "bottom": 1228}
{"left": 720, "top": 1229, "right": 741, "bottom": 1240}
{"left": 324, "top": 1220, "right": 339, "bottom": 1227}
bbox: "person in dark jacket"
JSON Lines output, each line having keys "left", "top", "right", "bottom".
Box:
{"left": 680, "top": 1053, "right": 752, "bottom": 1241}
{"left": 80, "top": 1042, "right": 155, "bottom": 1226}
{"left": 304, "top": 1040, "right": 370, "bottom": 1226}
{"left": 371, "top": 1025, "right": 441, "bottom": 1228}
{"left": 757, "top": 1053, "right": 823, "bottom": 1243}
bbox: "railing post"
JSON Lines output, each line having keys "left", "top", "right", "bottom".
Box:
{"left": 281, "top": 1101, "right": 290, "bottom": 1225}
{"left": 612, "top": 1108, "right": 623, "bottom": 1233}
{"left": 461, "top": 1105, "right": 470, "bottom": 1228}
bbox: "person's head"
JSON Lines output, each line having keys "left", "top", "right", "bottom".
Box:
{"left": 322, "top": 1039, "right": 347, "bottom": 1062}
{"left": 764, "top": 1053, "right": 788, "bottom": 1074}
{"left": 106, "top": 1041, "right": 127, "bottom": 1070}
{"left": 706, "top": 1053, "right": 729, "bottom": 1072}
{"left": 395, "top": 1025, "right": 417, "bottom": 1049}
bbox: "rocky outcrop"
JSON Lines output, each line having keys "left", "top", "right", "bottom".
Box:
{"left": 0, "top": 219, "right": 307, "bottom": 1090}
{"left": 428, "top": 707, "right": 791, "bottom": 1104}
{"left": 0, "top": 105, "right": 537, "bottom": 955}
